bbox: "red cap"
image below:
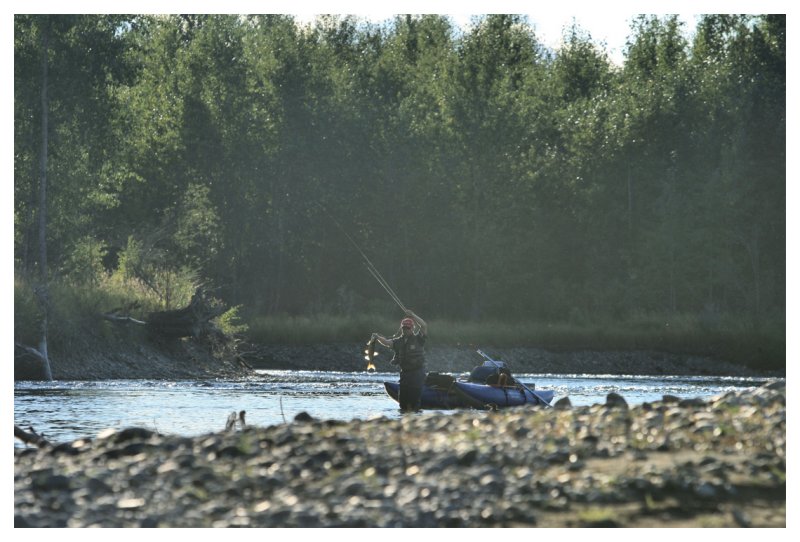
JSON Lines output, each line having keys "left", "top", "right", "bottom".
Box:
{"left": 401, "top": 318, "right": 414, "bottom": 329}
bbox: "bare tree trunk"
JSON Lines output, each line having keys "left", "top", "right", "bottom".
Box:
{"left": 469, "top": 159, "right": 483, "bottom": 320}
{"left": 733, "top": 226, "right": 762, "bottom": 323}
{"left": 749, "top": 226, "right": 761, "bottom": 321}
{"left": 23, "top": 202, "right": 34, "bottom": 273}
{"left": 708, "top": 262, "right": 714, "bottom": 308}
{"left": 669, "top": 245, "right": 676, "bottom": 313}
{"left": 627, "top": 163, "right": 633, "bottom": 234}
{"left": 273, "top": 206, "right": 284, "bottom": 312}
{"left": 37, "top": 19, "right": 53, "bottom": 381}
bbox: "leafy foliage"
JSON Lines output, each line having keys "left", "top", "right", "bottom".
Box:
{"left": 14, "top": 14, "right": 785, "bottom": 345}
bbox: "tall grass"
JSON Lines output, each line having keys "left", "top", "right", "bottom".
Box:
{"left": 246, "top": 312, "right": 784, "bottom": 371}
{"left": 15, "top": 275, "right": 156, "bottom": 351}
{"left": 15, "top": 273, "right": 784, "bottom": 372}
{"left": 14, "top": 272, "right": 199, "bottom": 353}
{"left": 16, "top": 272, "right": 252, "bottom": 354}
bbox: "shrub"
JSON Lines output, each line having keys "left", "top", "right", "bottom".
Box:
{"left": 217, "top": 305, "right": 249, "bottom": 335}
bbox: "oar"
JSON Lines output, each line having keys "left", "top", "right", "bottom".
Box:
{"left": 477, "top": 350, "right": 552, "bottom": 408}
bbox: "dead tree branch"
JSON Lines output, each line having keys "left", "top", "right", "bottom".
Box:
{"left": 14, "top": 425, "right": 50, "bottom": 448}
{"left": 100, "top": 311, "right": 147, "bottom": 325}
{"left": 146, "top": 288, "right": 226, "bottom": 339}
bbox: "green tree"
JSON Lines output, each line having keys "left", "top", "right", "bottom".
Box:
{"left": 15, "top": 15, "right": 132, "bottom": 377}
{"left": 446, "top": 15, "right": 546, "bottom": 318}
{"left": 13, "top": 13, "right": 785, "bottom": 337}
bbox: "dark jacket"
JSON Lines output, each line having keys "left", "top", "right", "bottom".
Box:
{"left": 391, "top": 332, "right": 426, "bottom": 371}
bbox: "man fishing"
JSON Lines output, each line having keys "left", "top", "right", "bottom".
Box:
{"left": 320, "top": 207, "right": 430, "bottom": 410}
{"left": 372, "top": 310, "right": 428, "bottom": 412}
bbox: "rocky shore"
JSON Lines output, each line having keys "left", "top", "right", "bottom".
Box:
{"left": 14, "top": 381, "right": 785, "bottom": 527}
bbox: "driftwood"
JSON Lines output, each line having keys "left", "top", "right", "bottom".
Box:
{"left": 101, "top": 311, "right": 147, "bottom": 325}
{"left": 14, "top": 425, "right": 50, "bottom": 447}
{"left": 100, "top": 288, "right": 227, "bottom": 340}
{"left": 101, "top": 301, "right": 145, "bottom": 324}
{"left": 101, "top": 301, "right": 145, "bottom": 325}
{"left": 146, "top": 288, "right": 227, "bottom": 339}
{"left": 225, "top": 410, "right": 246, "bottom": 432}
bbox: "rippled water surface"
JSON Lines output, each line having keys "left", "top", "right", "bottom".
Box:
{"left": 14, "top": 370, "right": 771, "bottom": 446}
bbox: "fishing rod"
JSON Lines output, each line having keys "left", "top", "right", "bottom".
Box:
{"left": 319, "top": 205, "right": 408, "bottom": 313}
{"left": 366, "top": 266, "right": 407, "bottom": 313}
{"left": 477, "top": 350, "right": 553, "bottom": 408}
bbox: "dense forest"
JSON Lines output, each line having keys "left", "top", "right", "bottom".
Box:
{"left": 14, "top": 14, "right": 785, "bottom": 339}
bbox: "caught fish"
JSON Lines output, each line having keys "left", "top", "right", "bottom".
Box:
{"left": 364, "top": 336, "right": 379, "bottom": 372}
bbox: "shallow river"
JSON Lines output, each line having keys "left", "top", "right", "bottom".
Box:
{"left": 14, "top": 370, "right": 772, "bottom": 446}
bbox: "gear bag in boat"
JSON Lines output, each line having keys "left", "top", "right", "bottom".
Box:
{"left": 425, "top": 372, "right": 456, "bottom": 389}
{"left": 468, "top": 360, "right": 515, "bottom": 386}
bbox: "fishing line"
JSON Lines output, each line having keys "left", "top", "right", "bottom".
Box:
{"left": 367, "top": 265, "right": 407, "bottom": 312}
{"left": 319, "top": 204, "right": 408, "bottom": 313}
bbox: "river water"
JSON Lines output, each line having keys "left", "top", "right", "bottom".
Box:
{"left": 14, "top": 370, "right": 772, "bottom": 446}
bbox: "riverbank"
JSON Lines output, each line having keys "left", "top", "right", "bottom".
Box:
{"left": 14, "top": 325, "right": 251, "bottom": 381}
{"left": 14, "top": 380, "right": 785, "bottom": 527}
{"left": 246, "top": 343, "right": 783, "bottom": 377}
{"left": 15, "top": 277, "right": 783, "bottom": 380}
{"left": 15, "top": 339, "right": 782, "bottom": 381}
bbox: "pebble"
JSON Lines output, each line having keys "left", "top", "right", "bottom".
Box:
{"left": 554, "top": 397, "right": 572, "bottom": 409}
{"left": 732, "top": 508, "right": 752, "bottom": 527}
{"left": 14, "top": 380, "right": 786, "bottom": 527}
{"left": 605, "top": 392, "right": 628, "bottom": 408}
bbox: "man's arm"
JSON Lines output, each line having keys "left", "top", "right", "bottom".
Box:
{"left": 406, "top": 310, "right": 427, "bottom": 336}
{"left": 372, "top": 333, "right": 393, "bottom": 348}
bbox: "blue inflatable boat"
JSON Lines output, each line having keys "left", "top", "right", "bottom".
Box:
{"left": 384, "top": 359, "right": 554, "bottom": 410}
{"left": 384, "top": 379, "right": 554, "bottom": 410}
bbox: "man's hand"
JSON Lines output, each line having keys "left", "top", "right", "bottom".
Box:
{"left": 405, "top": 310, "right": 427, "bottom": 335}
{"left": 373, "top": 333, "right": 392, "bottom": 348}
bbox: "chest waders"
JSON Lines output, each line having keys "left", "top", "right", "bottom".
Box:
{"left": 393, "top": 334, "right": 426, "bottom": 412}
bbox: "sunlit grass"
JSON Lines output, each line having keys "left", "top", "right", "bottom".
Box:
{"left": 577, "top": 506, "right": 618, "bottom": 525}
{"left": 14, "top": 273, "right": 183, "bottom": 353}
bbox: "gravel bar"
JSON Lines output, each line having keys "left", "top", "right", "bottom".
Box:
{"left": 14, "top": 381, "right": 785, "bottom": 527}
